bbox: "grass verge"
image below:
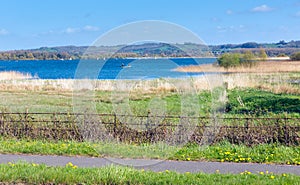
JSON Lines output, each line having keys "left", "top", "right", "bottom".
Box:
{"left": 0, "top": 138, "right": 299, "bottom": 165}
{"left": 0, "top": 162, "right": 298, "bottom": 185}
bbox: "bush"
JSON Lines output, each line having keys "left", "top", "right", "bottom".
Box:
{"left": 241, "top": 51, "right": 256, "bottom": 67}
{"left": 290, "top": 52, "right": 300, "bottom": 60}
{"left": 217, "top": 52, "right": 256, "bottom": 69}
{"left": 217, "top": 53, "right": 241, "bottom": 69}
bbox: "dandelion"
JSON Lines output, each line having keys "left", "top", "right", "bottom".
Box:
{"left": 8, "top": 162, "right": 15, "bottom": 167}
{"left": 185, "top": 172, "right": 191, "bottom": 174}
{"left": 270, "top": 175, "right": 275, "bottom": 179}
{"left": 165, "top": 170, "right": 169, "bottom": 173}
{"left": 72, "top": 165, "right": 78, "bottom": 169}
{"left": 215, "top": 170, "right": 220, "bottom": 173}
{"left": 220, "top": 159, "right": 225, "bottom": 162}
{"left": 259, "top": 171, "right": 264, "bottom": 175}
{"left": 186, "top": 158, "right": 191, "bottom": 161}
{"left": 282, "top": 173, "right": 287, "bottom": 177}
{"left": 66, "top": 162, "right": 74, "bottom": 167}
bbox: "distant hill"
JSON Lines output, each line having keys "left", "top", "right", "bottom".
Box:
{"left": 0, "top": 41, "right": 300, "bottom": 60}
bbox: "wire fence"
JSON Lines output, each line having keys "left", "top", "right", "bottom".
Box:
{"left": 0, "top": 112, "right": 299, "bottom": 146}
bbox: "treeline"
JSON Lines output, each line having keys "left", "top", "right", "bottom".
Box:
{"left": 1, "top": 41, "right": 300, "bottom": 60}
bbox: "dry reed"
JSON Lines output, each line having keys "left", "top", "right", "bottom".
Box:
{"left": 175, "top": 61, "right": 300, "bottom": 73}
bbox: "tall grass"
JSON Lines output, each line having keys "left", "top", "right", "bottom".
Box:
{"left": 0, "top": 72, "right": 298, "bottom": 94}
{"left": 0, "top": 71, "right": 32, "bottom": 80}
{"left": 175, "top": 61, "right": 300, "bottom": 73}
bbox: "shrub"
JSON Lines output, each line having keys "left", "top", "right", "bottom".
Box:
{"left": 290, "top": 52, "right": 300, "bottom": 60}
{"left": 241, "top": 51, "right": 256, "bottom": 67}
{"left": 217, "top": 53, "right": 241, "bottom": 69}
{"left": 217, "top": 51, "right": 257, "bottom": 69}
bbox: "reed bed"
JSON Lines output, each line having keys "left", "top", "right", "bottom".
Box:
{"left": 176, "top": 61, "right": 300, "bottom": 73}
{"left": 0, "top": 74, "right": 298, "bottom": 95}
{"left": 0, "top": 71, "right": 32, "bottom": 80}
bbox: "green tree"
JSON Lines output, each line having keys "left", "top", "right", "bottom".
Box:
{"left": 258, "top": 49, "right": 268, "bottom": 61}
{"left": 290, "top": 52, "right": 300, "bottom": 61}
{"left": 241, "top": 51, "right": 256, "bottom": 67}
{"left": 217, "top": 53, "right": 241, "bottom": 69}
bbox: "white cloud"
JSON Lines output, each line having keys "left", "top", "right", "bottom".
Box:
{"left": 64, "top": 27, "right": 80, "bottom": 34}
{"left": 83, "top": 25, "right": 99, "bottom": 31}
{"left": 226, "top": 10, "right": 233, "bottom": 15}
{"left": 217, "top": 25, "right": 246, "bottom": 33}
{"left": 63, "top": 25, "right": 99, "bottom": 34}
{"left": 0, "top": 28, "right": 9, "bottom": 35}
{"left": 251, "top": 5, "right": 274, "bottom": 12}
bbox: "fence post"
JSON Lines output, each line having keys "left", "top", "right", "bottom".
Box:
{"left": 284, "top": 117, "right": 289, "bottom": 145}
{"left": 244, "top": 118, "right": 249, "bottom": 144}
{"left": 276, "top": 118, "right": 280, "bottom": 143}
{"left": 113, "top": 113, "right": 117, "bottom": 137}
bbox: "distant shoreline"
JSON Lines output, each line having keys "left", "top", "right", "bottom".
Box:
{"left": 0, "top": 57, "right": 217, "bottom": 61}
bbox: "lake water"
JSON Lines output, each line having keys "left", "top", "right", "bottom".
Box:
{"left": 0, "top": 58, "right": 216, "bottom": 79}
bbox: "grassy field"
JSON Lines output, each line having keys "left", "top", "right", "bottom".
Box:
{"left": 0, "top": 162, "right": 299, "bottom": 184}
{"left": 0, "top": 138, "right": 299, "bottom": 165}
{"left": 0, "top": 86, "right": 299, "bottom": 117}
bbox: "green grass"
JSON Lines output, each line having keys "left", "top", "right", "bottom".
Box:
{"left": 1, "top": 88, "right": 299, "bottom": 117}
{"left": 0, "top": 162, "right": 298, "bottom": 185}
{"left": 226, "top": 89, "right": 300, "bottom": 115}
{"left": 0, "top": 138, "right": 299, "bottom": 165}
{"left": 172, "top": 142, "right": 300, "bottom": 165}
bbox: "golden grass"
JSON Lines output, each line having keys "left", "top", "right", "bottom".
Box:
{"left": 0, "top": 71, "right": 32, "bottom": 80}
{"left": 175, "top": 61, "right": 300, "bottom": 73}
{"left": 0, "top": 67, "right": 299, "bottom": 95}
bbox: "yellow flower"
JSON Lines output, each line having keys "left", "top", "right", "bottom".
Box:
{"left": 220, "top": 159, "right": 225, "bottom": 162}
{"left": 270, "top": 175, "right": 275, "bottom": 179}
{"left": 215, "top": 170, "right": 220, "bottom": 173}
{"left": 224, "top": 152, "right": 231, "bottom": 155}
{"left": 72, "top": 165, "right": 78, "bottom": 169}
{"left": 282, "top": 173, "right": 287, "bottom": 177}
{"left": 185, "top": 172, "right": 190, "bottom": 175}
{"left": 186, "top": 158, "right": 191, "bottom": 161}
{"left": 141, "top": 169, "right": 145, "bottom": 172}
{"left": 66, "top": 162, "right": 74, "bottom": 167}
{"left": 165, "top": 170, "right": 169, "bottom": 173}
{"left": 259, "top": 171, "right": 264, "bottom": 175}
{"left": 8, "top": 162, "right": 15, "bottom": 167}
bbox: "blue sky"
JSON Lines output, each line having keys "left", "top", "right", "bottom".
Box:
{"left": 1, "top": 0, "right": 300, "bottom": 50}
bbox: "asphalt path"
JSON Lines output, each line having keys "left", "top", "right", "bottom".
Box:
{"left": 0, "top": 153, "right": 299, "bottom": 175}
